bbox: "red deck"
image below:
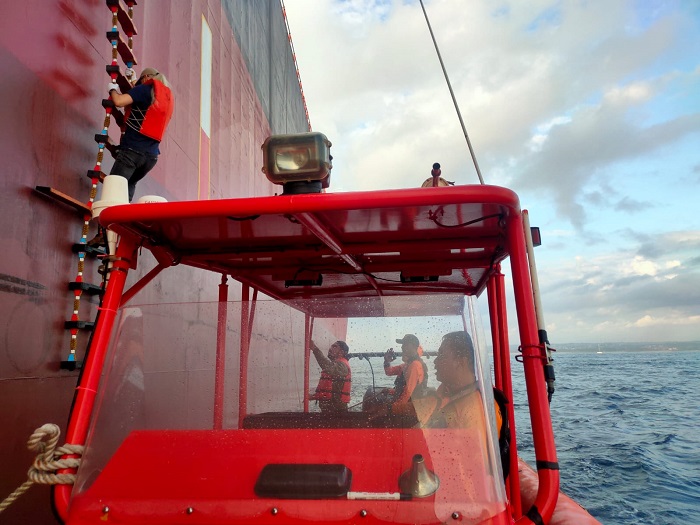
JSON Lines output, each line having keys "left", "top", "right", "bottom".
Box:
{"left": 67, "top": 428, "right": 509, "bottom": 525}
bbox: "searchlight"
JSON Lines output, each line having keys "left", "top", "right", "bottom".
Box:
{"left": 262, "top": 132, "right": 332, "bottom": 195}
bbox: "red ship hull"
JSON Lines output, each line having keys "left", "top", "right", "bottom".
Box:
{"left": 0, "top": 2, "right": 307, "bottom": 523}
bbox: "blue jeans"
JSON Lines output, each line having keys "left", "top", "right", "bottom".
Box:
{"left": 110, "top": 147, "right": 158, "bottom": 202}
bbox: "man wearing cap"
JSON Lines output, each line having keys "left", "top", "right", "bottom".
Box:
{"left": 381, "top": 333, "right": 429, "bottom": 417}
{"left": 309, "top": 340, "right": 352, "bottom": 413}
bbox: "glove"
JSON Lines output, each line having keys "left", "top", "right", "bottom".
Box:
{"left": 384, "top": 348, "right": 395, "bottom": 365}
{"left": 124, "top": 67, "right": 136, "bottom": 79}
{"left": 107, "top": 82, "right": 119, "bottom": 93}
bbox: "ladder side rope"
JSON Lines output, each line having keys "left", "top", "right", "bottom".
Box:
{"left": 63, "top": 1, "right": 139, "bottom": 366}
{"left": 0, "top": 425, "right": 84, "bottom": 514}
{"left": 418, "top": 0, "right": 485, "bottom": 185}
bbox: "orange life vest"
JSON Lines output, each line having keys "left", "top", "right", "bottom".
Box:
{"left": 312, "top": 357, "right": 351, "bottom": 404}
{"left": 392, "top": 357, "right": 429, "bottom": 400}
{"left": 124, "top": 79, "right": 174, "bottom": 141}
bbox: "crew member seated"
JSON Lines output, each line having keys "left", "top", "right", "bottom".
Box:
{"left": 414, "top": 331, "right": 510, "bottom": 478}
{"left": 415, "top": 331, "right": 485, "bottom": 428}
{"left": 365, "top": 333, "right": 430, "bottom": 421}
{"left": 309, "top": 340, "right": 352, "bottom": 413}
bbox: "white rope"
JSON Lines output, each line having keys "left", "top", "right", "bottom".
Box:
{"left": 0, "top": 424, "right": 84, "bottom": 514}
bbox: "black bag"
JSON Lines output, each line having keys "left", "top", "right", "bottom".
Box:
{"left": 493, "top": 387, "right": 511, "bottom": 480}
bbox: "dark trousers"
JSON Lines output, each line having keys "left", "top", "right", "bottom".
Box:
{"left": 110, "top": 147, "right": 159, "bottom": 202}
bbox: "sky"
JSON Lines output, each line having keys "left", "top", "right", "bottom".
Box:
{"left": 282, "top": 0, "right": 700, "bottom": 344}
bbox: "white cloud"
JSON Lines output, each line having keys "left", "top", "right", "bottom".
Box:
{"left": 530, "top": 115, "right": 573, "bottom": 152}
{"left": 284, "top": 0, "right": 700, "bottom": 342}
{"left": 603, "top": 82, "right": 653, "bottom": 105}
{"left": 631, "top": 314, "right": 700, "bottom": 328}
{"left": 625, "top": 256, "right": 660, "bottom": 277}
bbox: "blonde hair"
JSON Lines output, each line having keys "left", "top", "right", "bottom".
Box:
{"left": 140, "top": 67, "right": 171, "bottom": 87}
{"left": 138, "top": 67, "right": 171, "bottom": 104}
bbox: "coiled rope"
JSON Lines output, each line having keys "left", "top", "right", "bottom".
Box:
{"left": 0, "top": 424, "right": 84, "bottom": 514}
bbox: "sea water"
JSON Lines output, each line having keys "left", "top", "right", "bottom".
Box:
{"left": 521, "top": 346, "right": 700, "bottom": 525}
{"left": 348, "top": 344, "right": 700, "bottom": 525}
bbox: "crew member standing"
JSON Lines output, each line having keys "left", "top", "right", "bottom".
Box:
{"left": 310, "top": 340, "right": 352, "bottom": 413}
{"left": 383, "top": 333, "right": 429, "bottom": 416}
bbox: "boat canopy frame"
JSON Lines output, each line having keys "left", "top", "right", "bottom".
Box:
{"left": 55, "top": 185, "right": 559, "bottom": 525}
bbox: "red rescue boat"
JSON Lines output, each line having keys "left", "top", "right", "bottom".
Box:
{"left": 48, "top": 135, "right": 600, "bottom": 524}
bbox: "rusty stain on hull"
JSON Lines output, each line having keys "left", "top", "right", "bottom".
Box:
{"left": 0, "top": 273, "right": 46, "bottom": 297}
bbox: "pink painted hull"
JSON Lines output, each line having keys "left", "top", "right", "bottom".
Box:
{"left": 0, "top": 2, "right": 306, "bottom": 523}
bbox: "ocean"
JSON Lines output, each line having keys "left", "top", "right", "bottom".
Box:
{"left": 349, "top": 344, "right": 700, "bottom": 525}
{"left": 515, "top": 346, "right": 700, "bottom": 525}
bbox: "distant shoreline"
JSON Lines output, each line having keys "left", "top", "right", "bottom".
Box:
{"left": 499, "top": 341, "right": 700, "bottom": 353}
{"left": 540, "top": 341, "right": 700, "bottom": 353}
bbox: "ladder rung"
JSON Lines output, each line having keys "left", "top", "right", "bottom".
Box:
{"left": 64, "top": 320, "right": 95, "bottom": 331}
{"left": 60, "top": 360, "right": 83, "bottom": 371}
{"left": 117, "top": 38, "right": 137, "bottom": 65}
{"left": 86, "top": 169, "right": 106, "bottom": 183}
{"left": 34, "top": 186, "right": 90, "bottom": 215}
{"left": 106, "top": 30, "right": 138, "bottom": 66}
{"left": 72, "top": 242, "right": 107, "bottom": 256}
{"left": 69, "top": 282, "right": 104, "bottom": 296}
{"left": 105, "top": 65, "right": 133, "bottom": 93}
{"left": 106, "top": 0, "right": 139, "bottom": 36}
{"left": 94, "top": 134, "right": 119, "bottom": 157}
{"left": 102, "top": 99, "right": 125, "bottom": 128}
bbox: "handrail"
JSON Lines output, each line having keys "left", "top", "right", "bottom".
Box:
{"left": 53, "top": 234, "right": 138, "bottom": 521}
{"left": 508, "top": 212, "right": 559, "bottom": 524}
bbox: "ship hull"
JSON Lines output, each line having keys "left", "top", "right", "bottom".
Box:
{"left": 0, "top": 2, "right": 307, "bottom": 523}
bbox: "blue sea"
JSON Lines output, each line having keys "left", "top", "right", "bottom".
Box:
{"left": 351, "top": 344, "right": 700, "bottom": 525}
{"left": 512, "top": 345, "right": 700, "bottom": 525}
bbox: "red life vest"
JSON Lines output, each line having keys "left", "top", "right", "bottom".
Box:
{"left": 124, "top": 79, "right": 174, "bottom": 141}
{"left": 312, "top": 357, "right": 351, "bottom": 404}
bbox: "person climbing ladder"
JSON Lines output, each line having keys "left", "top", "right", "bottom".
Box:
{"left": 89, "top": 67, "right": 174, "bottom": 246}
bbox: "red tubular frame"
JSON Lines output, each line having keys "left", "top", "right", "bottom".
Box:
{"left": 304, "top": 315, "right": 313, "bottom": 412}
{"left": 119, "top": 262, "right": 167, "bottom": 307}
{"left": 508, "top": 212, "right": 560, "bottom": 524}
{"left": 487, "top": 269, "right": 522, "bottom": 517}
{"left": 53, "top": 235, "right": 139, "bottom": 522}
{"left": 214, "top": 275, "right": 229, "bottom": 430}
{"left": 55, "top": 187, "right": 561, "bottom": 524}
{"left": 238, "top": 284, "right": 251, "bottom": 429}
{"left": 489, "top": 276, "right": 504, "bottom": 393}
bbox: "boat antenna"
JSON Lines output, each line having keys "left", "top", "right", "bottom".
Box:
{"left": 523, "top": 210, "right": 556, "bottom": 403}
{"left": 419, "top": 0, "right": 485, "bottom": 185}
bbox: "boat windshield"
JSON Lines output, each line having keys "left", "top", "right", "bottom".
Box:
{"left": 72, "top": 294, "right": 508, "bottom": 524}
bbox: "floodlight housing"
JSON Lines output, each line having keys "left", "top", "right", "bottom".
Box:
{"left": 262, "top": 132, "right": 332, "bottom": 194}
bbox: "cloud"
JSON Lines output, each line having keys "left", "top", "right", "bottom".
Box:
{"left": 613, "top": 196, "right": 654, "bottom": 213}
{"left": 284, "top": 0, "right": 700, "bottom": 342}
{"left": 536, "top": 230, "right": 700, "bottom": 341}
{"left": 631, "top": 314, "right": 700, "bottom": 328}
{"left": 289, "top": 0, "right": 700, "bottom": 212}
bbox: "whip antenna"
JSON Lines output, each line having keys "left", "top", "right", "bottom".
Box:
{"left": 419, "top": 0, "right": 484, "bottom": 185}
